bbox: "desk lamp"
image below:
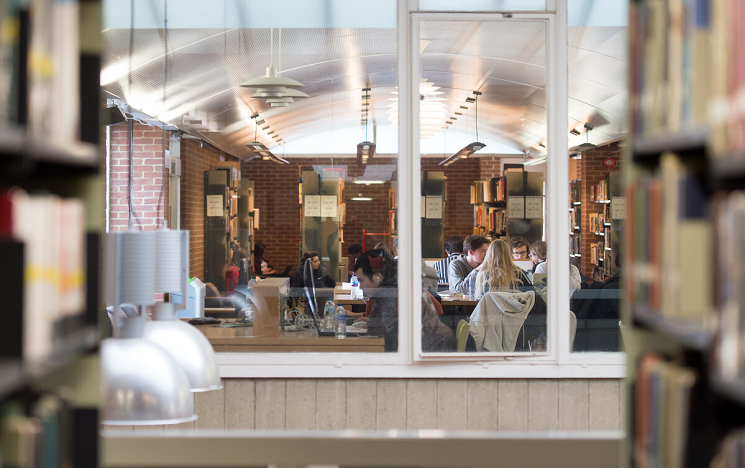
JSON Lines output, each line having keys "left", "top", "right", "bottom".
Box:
{"left": 101, "top": 231, "right": 196, "bottom": 425}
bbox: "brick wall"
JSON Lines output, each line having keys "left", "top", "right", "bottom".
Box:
{"left": 109, "top": 123, "right": 168, "bottom": 233}
{"left": 180, "top": 140, "right": 240, "bottom": 280}
{"left": 579, "top": 143, "right": 623, "bottom": 278}
{"left": 239, "top": 156, "right": 495, "bottom": 274}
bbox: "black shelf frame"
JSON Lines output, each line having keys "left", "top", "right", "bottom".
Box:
{"left": 0, "top": 126, "right": 98, "bottom": 176}
{"left": 632, "top": 128, "right": 709, "bottom": 159}
{"left": 632, "top": 305, "right": 712, "bottom": 351}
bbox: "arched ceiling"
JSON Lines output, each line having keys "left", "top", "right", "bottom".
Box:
{"left": 101, "top": 3, "right": 627, "bottom": 159}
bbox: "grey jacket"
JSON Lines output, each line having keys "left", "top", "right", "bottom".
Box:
{"left": 469, "top": 291, "right": 536, "bottom": 352}
{"left": 448, "top": 255, "right": 479, "bottom": 294}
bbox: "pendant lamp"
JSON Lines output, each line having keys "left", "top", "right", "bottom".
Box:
{"left": 439, "top": 90, "right": 486, "bottom": 166}
{"left": 100, "top": 231, "right": 196, "bottom": 425}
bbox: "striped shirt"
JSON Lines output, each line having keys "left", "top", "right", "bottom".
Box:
{"left": 434, "top": 253, "right": 460, "bottom": 283}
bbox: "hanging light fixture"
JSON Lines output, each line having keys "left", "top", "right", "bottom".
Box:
{"left": 101, "top": 1, "right": 195, "bottom": 426}
{"left": 245, "top": 113, "right": 288, "bottom": 164}
{"left": 577, "top": 123, "right": 597, "bottom": 150}
{"left": 357, "top": 87, "right": 375, "bottom": 164}
{"left": 388, "top": 79, "right": 447, "bottom": 139}
{"left": 439, "top": 90, "right": 486, "bottom": 166}
{"left": 240, "top": 29, "right": 308, "bottom": 107}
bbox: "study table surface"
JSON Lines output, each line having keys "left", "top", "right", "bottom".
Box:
{"left": 333, "top": 293, "right": 479, "bottom": 307}
{"left": 192, "top": 323, "right": 385, "bottom": 353}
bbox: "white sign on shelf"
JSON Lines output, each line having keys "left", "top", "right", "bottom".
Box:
{"left": 421, "top": 196, "right": 426, "bottom": 218}
{"left": 508, "top": 196, "right": 525, "bottom": 219}
{"left": 425, "top": 196, "right": 443, "bottom": 219}
{"left": 304, "top": 195, "right": 321, "bottom": 217}
{"left": 321, "top": 195, "right": 338, "bottom": 218}
{"left": 253, "top": 208, "right": 260, "bottom": 230}
{"left": 206, "top": 195, "right": 223, "bottom": 217}
{"left": 611, "top": 197, "right": 626, "bottom": 219}
{"left": 525, "top": 196, "right": 542, "bottom": 219}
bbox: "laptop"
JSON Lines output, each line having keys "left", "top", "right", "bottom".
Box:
{"left": 513, "top": 259, "right": 534, "bottom": 273}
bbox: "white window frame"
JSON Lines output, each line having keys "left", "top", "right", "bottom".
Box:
{"left": 215, "top": 0, "right": 626, "bottom": 380}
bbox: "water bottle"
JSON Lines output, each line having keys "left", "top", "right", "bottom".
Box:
{"left": 335, "top": 305, "right": 347, "bottom": 339}
{"left": 468, "top": 274, "right": 477, "bottom": 299}
{"left": 350, "top": 273, "right": 361, "bottom": 299}
{"left": 323, "top": 299, "right": 335, "bottom": 331}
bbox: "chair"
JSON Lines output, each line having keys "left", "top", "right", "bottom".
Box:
{"left": 456, "top": 319, "right": 470, "bottom": 352}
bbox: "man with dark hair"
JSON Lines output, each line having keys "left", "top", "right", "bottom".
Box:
{"left": 448, "top": 235, "right": 489, "bottom": 294}
{"left": 434, "top": 236, "right": 463, "bottom": 283}
{"left": 347, "top": 243, "right": 363, "bottom": 280}
{"left": 508, "top": 236, "right": 530, "bottom": 260}
{"left": 293, "top": 251, "right": 335, "bottom": 289}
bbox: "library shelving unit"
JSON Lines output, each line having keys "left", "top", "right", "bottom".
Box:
{"left": 569, "top": 179, "right": 581, "bottom": 262}
{"left": 0, "top": 1, "right": 102, "bottom": 467}
{"left": 625, "top": 0, "right": 745, "bottom": 465}
{"left": 471, "top": 176, "right": 506, "bottom": 240}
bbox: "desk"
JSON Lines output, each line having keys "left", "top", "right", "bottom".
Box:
{"left": 333, "top": 294, "right": 480, "bottom": 307}
{"left": 193, "top": 324, "right": 384, "bottom": 353}
{"left": 334, "top": 294, "right": 366, "bottom": 305}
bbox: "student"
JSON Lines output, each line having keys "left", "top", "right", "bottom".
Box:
{"left": 224, "top": 247, "right": 248, "bottom": 294}
{"left": 253, "top": 242, "right": 291, "bottom": 277}
{"left": 292, "top": 250, "right": 336, "bottom": 289}
{"left": 448, "top": 235, "right": 489, "bottom": 294}
{"left": 530, "top": 241, "right": 582, "bottom": 296}
{"left": 434, "top": 236, "right": 463, "bottom": 283}
{"left": 508, "top": 236, "right": 530, "bottom": 260}
{"left": 354, "top": 249, "right": 454, "bottom": 352}
{"left": 475, "top": 239, "right": 534, "bottom": 296}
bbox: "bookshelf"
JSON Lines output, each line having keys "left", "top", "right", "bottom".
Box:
{"left": 626, "top": 0, "right": 745, "bottom": 464}
{"left": 0, "top": 1, "right": 101, "bottom": 466}
{"left": 569, "top": 179, "right": 581, "bottom": 261}
{"left": 471, "top": 176, "right": 506, "bottom": 239}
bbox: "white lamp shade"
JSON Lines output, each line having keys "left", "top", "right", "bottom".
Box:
{"left": 143, "top": 317, "right": 222, "bottom": 392}
{"left": 101, "top": 337, "right": 196, "bottom": 425}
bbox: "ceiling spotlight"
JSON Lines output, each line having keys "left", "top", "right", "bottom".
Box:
{"left": 250, "top": 113, "right": 259, "bottom": 119}
{"left": 539, "top": 141, "right": 546, "bottom": 148}
{"left": 460, "top": 105, "right": 468, "bottom": 109}
{"left": 455, "top": 112, "right": 463, "bottom": 116}
{"left": 465, "top": 97, "right": 475, "bottom": 103}
{"left": 262, "top": 125, "right": 270, "bottom": 130}
{"left": 570, "top": 128, "right": 581, "bottom": 136}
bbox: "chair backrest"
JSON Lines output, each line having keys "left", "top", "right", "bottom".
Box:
{"left": 456, "top": 319, "right": 470, "bottom": 352}
{"left": 569, "top": 310, "right": 577, "bottom": 351}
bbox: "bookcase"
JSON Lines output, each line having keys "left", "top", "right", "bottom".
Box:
{"left": 503, "top": 167, "right": 544, "bottom": 243}
{"left": 0, "top": 1, "right": 101, "bottom": 466}
{"left": 470, "top": 176, "right": 506, "bottom": 239}
{"left": 626, "top": 0, "right": 745, "bottom": 465}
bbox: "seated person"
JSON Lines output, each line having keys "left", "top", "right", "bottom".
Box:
{"left": 448, "top": 235, "right": 489, "bottom": 294}
{"left": 435, "top": 236, "right": 463, "bottom": 283}
{"left": 530, "top": 241, "right": 582, "bottom": 296}
{"left": 570, "top": 257, "right": 622, "bottom": 352}
{"left": 253, "top": 242, "right": 291, "bottom": 277}
{"left": 475, "top": 239, "right": 534, "bottom": 296}
{"left": 292, "top": 250, "right": 336, "bottom": 289}
{"left": 508, "top": 236, "right": 530, "bottom": 260}
{"left": 354, "top": 249, "right": 454, "bottom": 352}
{"left": 224, "top": 247, "right": 248, "bottom": 294}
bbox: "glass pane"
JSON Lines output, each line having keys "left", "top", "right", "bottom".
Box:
{"left": 418, "top": 19, "right": 548, "bottom": 354}
{"left": 567, "top": 3, "right": 628, "bottom": 352}
{"left": 101, "top": 1, "right": 398, "bottom": 353}
{"left": 418, "top": 0, "right": 547, "bottom": 12}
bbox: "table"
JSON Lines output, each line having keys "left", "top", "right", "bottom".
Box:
{"left": 193, "top": 323, "right": 385, "bottom": 353}
{"left": 333, "top": 293, "right": 479, "bottom": 307}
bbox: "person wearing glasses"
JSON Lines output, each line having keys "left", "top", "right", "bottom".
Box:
{"left": 508, "top": 236, "right": 531, "bottom": 260}
{"left": 530, "top": 240, "right": 582, "bottom": 296}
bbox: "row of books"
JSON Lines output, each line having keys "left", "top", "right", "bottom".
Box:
{"left": 590, "top": 241, "right": 605, "bottom": 266}
{"left": 627, "top": 152, "right": 711, "bottom": 323}
{"left": 590, "top": 178, "right": 609, "bottom": 202}
{"left": 570, "top": 233, "right": 581, "bottom": 257}
{"left": 0, "top": 189, "right": 86, "bottom": 361}
{"left": 474, "top": 205, "right": 506, "bottom": 235}
{"left": 0, "top": 393, "right": 77, "bottom": 467}
{"left": 470, "top": 178, "right": 505, "bottom": 204}
{"left": 569, "top": 206, "right": 580, "bottom": 231}
{"left": 589, "top": 212, "right": 606, "bottom": 233}
{"left": 570, "top": 179, "right": 581, "bottom": 204}
{"left": 629, "top": 0, "right": 710, "bottom": 136}
{"left": 0, "top": 0, "right": 81, "bottom": 146}
{"left": 635, "top": 354, "right": 696, "bottom": 468}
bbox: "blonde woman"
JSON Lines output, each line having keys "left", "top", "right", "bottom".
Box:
{"left": 475, "top": 239, "right": 534, "bottom": 297}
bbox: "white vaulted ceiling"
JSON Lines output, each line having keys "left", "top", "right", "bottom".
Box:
{"left": 101, "top": 0, "right": 627, "bottom": 159}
